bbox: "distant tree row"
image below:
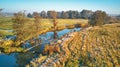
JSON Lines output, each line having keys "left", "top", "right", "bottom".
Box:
{"left": 27, "top": 10, "right": 111, "bottom": 26}
{"left": 27, "top": 10, "right": 93, "bottom": 19}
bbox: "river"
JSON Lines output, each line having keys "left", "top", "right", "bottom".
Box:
{"left": 0, "top": 28, "right": 81, "bottom": 67}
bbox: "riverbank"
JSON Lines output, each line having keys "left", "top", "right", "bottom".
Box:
{"left": 25, "top": 26, "right": 91, "bottom": 67}
{"left": 26, "top": 31, "right": 79, "bottom": 67}
{"left": 0, "top": 27, "right": 81, "bottom": 67}
{"left": 26, "top": 23, "right": 120, "bottom": 67}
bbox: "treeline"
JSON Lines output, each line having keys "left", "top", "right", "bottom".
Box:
{"left": 27, "top": 9, "right": 115, "bottom": 26}
{"left": 27, "top": 9, "right": 94, "bottom": 19}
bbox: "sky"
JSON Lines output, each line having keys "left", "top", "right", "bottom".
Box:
{"left": 0, "top": 0, "right": 120, "bottom": 14}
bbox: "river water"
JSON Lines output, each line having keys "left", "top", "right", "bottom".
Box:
{"left": 0, "top": 28, "right": 81, "bottom": 67}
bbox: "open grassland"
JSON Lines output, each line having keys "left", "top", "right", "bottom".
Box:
{"left": 0, "top": 17, "right": 13, "bottom": 30}
{"left": 0, "top": 18, "right": 88, "bottom": 29}
{"left": 25, "top": 19, "right": 88, "bottom": 28}
{"left": 27, "top": 23, "right": 120, "bottom": 67}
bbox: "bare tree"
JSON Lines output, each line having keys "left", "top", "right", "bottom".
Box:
{"left": 48, "top": 11, "right": 58, "bottom": 39}
{"left": 33, "top": 12, "right": 41, "bottom": 31}
{"left": 33, "top": 12, "right": 42, "bottom": 44}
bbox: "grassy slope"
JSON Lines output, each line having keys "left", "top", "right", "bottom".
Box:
{"left": 65, "top": 23, "right": 120, "bottom": 67}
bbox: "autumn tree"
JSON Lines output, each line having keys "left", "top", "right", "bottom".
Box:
{"left": 33, "top": 12, "right": 41, "bottom": 31}
{"left": 47, "top": 11, "right": 57, "bottom": 19}
{"left": 47, "top": 11, "right": 58, "bottom": 39}
{"left": 89, "top": 10, "right": 108, "bottom": 26}
{"left": 32, "top": 12, "right": 42, "bottom": 44}
{"left": 12, "top": 11, "right": 28, "bottom": 46}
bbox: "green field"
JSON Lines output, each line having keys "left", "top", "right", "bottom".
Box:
{"left": 0, "top": 17, "right": 13, "bottom": 30}
{"left": 0, "top": 18, "right": 88, "bottom": 29}
{"left": 0, "top": 18, "right": 88, "bottom": 38}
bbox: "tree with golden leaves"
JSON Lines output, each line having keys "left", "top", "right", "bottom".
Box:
{"left": 33, "top": 12, "right": 42, "bottom": 45}
{"left": 12, "top": 11, "right": 28, "bottom": 46}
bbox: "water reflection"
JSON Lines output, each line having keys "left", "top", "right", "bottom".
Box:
{"left": 15, "top": 52, "right": 34, "bottom": 67}
{"left": 0, "top": 27, "right": 81, "bottom": 67}
{"left": 15, "top": 46, "right": 41, "bottom": 67}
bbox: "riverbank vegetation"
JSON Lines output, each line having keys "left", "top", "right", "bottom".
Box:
{"left": 26, "top": 23, "right": 120, "bottom": 67}
{"left": 0, "top": 15, "right": 88, "bottom": 53}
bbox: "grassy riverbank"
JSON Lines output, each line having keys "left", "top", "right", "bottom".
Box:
{"left": 26, "top": 23, "right": 120, "bottom": 67}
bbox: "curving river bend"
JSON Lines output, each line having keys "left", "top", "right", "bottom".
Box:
{"left": 0, "top": 28, "right": 81, "bottom": 67}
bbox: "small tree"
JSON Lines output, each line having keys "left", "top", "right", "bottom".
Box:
{"left": 12, "top": 11, "right": 27, "bottom": 46}
{"left": 33, "top": 12, "right": 41, "bottom": 31}
{"left": 49, "top": 11, "right": 58, "bottom": 39}
{"left": 33, "top": 12, "right": 42, "bottom": 44}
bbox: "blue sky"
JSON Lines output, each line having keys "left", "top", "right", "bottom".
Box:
{"left": 0, "top": 0, "right": 120, "bottom": 14}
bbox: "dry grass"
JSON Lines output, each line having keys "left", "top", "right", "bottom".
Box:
{"left": 65, "top": 23, "right": 120, "bottom": 67}
{"left": 26, "top": 23, "right": 120, "bottom": 67}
